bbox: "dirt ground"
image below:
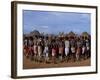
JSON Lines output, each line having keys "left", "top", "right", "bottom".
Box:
{"left": 23, "top": 56, "right": 90, "bottom": 69}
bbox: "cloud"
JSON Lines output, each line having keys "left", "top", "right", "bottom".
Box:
{"left": 40, "top": 26, "right": 49, "bottom": 29}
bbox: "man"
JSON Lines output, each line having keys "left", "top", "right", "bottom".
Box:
{"left": 85, "top": 38, "right": 90, "bottom": 58}
{"left": 76, "top": 37, "right": 81, "bottom": 61}
{"left": 59, "top": 39, "right": 64, "bottom": 62}
{"left": 64, "top": 37, "right": 69, "bottom": 62}
{"left": 43, "top": 39, "right": 49, "bottom": 63}
{"left": 37, "top": 38, "right": 42, "bottom": 62}
{"left": 70, "top": 38, "right": 76, "bottom": 62}
{"left": 81, "top": 37, "right": 86, "bottom": 60}
{"left": 33, "top": 38, "right": 38, "bottom": 62}
{"left": 51, "top": 40, "right": 57, "bottom": 63}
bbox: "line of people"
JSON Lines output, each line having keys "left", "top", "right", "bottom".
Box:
{"left": 23, "top": 36, "right": 91, "bottom": 63}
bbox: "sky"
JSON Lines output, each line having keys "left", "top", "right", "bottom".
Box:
{"left": 23, "top": 10, "right": 91, "bottom": 35}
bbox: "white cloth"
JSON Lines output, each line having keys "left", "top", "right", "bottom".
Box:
{"left": 44, "top": 47, "right": 49, "bottom": 53}
{"left": 71, "top": 47, "right": 75, "bottom": 53}
{"left": 52, "top": 49, "right": 56, "bottom": 57}
{"left": 65, "top": 47, "right": 69, "bottom": 56}
{"left": 34, "top": 45, "right": 37, "bottom": 54}
{"left": 87, "top": 46, "right": 89, "bottom": 50}
{"left": 52, "top": 52, "right": 55, "bottom": 57}
{"left": 38, "top": 46, "right": 42, "bottom": 56}
{"left": 82, "top": 46, "right": 85, "bottom": 54}
{"left": 65, "top": 40, "right": 69, "bottom": 48}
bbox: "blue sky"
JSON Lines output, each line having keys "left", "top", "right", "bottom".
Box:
{"left": 23, "top": 10, "right": 91, "bottom": 35}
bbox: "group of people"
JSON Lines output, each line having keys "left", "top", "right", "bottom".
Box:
{"left": 23, "top": 35, "right": 91, "bottom": 63}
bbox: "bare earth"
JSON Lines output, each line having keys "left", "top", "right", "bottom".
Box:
{"left": 23, "top": 56, "right": 90, "bottom": 69}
